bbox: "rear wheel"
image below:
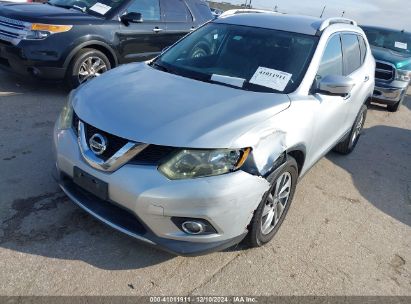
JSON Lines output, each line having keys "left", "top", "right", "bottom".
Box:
{"left": 246, "top": 156, "right": 298, "bottom": 247}
{"left": 333, "top": 104, "right": 367, "bottom": 154}
{"left": 66, "top": 48, "right": 111, "bottom": 89}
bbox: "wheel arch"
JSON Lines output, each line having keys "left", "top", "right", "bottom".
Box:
{"left": 63, "top": 41, "right": 118, "bottom": 70}
{"left": 286, "top": 145, "right": 306, "bottom": 176}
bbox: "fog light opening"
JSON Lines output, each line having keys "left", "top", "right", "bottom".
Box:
{"left": 181, "top": 221, "right": 205, "bottom": 235}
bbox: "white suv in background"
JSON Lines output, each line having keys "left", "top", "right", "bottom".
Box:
{"left": 54, "top": 14, "right": 375, "bottom": 255}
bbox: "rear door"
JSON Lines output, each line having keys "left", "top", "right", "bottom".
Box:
{"left": 342, "top": 34, "right": 371, "bottom": 124}
{"left": 161, "top": 0, "right": 195, "bottom": 48}
{"left": 117, "top": 0, "right": 168, "bottom": 63}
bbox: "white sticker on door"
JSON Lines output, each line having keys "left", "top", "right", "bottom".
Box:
{"left": 249, "top": 67, "right": 292, "bottom": 91}
{"left": 89, "top": 3, "right": 112, "bottom": 15}
{"left": 395, "top": 41, "right": 408, "bottom": 50}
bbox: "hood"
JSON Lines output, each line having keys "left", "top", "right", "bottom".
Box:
{"left": 0, "top": 3, "right": 102, "bottom": 24}
{"left": 371, "top": 46, "right": 411, "bottom": 70}
{"left": 73, "top": 63, "right": 291, "bottom": 149}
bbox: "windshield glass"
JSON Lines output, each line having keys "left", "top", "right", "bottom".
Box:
{"left": 48, "top": 0, "right": 124, "bottom": 16}
{"left": 362, "top": 27, "right": 411, "bottom": 55}
{"left": 155, "top": 23, "right": 318, "bottom": 93}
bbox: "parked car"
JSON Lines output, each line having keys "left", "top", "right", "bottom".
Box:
{"left": 362, "top": 26, "right": 411, "bottom": 112}
{"left": 0, "top": 0, "right": 212, "bottom": 88}
{"left": 53, "top": 14, "right": 374, "bottom": 255}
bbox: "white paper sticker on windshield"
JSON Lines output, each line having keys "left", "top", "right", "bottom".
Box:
{"left": 89, "top": 3, "right": 111, "bottom": 15}
{"left": 211, "top": 74, "right": 245, "bottom": 88}
{"left": 250, "top": 67, "right": 292, "bottom": 91}
{"left": 395, "top": 41, "right": 408, "bottom": 50}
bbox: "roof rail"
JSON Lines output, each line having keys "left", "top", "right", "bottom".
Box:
{"left": 319, "top": 18, "right": 358, "bottom": 31}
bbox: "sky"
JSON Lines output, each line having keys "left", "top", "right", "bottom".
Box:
{"left": 228, "top": 0, "right": 411, "bottom": 31}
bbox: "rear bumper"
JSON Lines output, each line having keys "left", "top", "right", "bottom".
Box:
{"left": 53, "top": 168, "right": 247, "bottom": 256}
{"left": 0, "top": 41, "right": 66, "bottom": 79}
{"left": 372, "top": 80, "right": 409, "bottom": 105}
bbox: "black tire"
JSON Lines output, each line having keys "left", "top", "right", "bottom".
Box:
{"left": 246, "top": 156, "right": 298, "bottom": 247}
{"left": 65, "top": 48, "right": 111, "bottom": 89}
{"left": 387, "top": 95, "right": 404, "bottom": 112}
{"left": 333, "top": 104, "right": 367, "bottom": 154}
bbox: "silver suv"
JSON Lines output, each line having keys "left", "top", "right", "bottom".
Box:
{"left": 53, "top": 14, "right": 375, "bottom": 255}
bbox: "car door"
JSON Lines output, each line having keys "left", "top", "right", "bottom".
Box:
{"left": 308, "top": 34, "right": 352, "bottom": 162}
{"left": 341, "top": 33, "right": 371, "bottom": 126}
{"left": 160, "top": 0, "right": 195, "bottom": 48}
{"left": 116, "top": 0, "right": 168, "bottom": 63}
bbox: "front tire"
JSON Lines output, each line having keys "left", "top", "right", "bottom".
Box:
{"left": 387, "top": 95, "right": 404, "bottom": 112}
{"left": 66, "top": 48, "right": 111, "bottom": 89}
{"left": 246, "top": 156, "right": 298, "bottom": 247}
{"left": 333, "top": 104, "right": 367, "bottom": 155}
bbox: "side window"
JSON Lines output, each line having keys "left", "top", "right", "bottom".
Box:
{"left": 127, "top": 0, "right": 161, "bottom": 21}
{"left": 341, "top": 34, "right": 362, "bottom": 75}
{"left": 162, "top": 0, "right": 192, "bottom": 22}
{"left": 317, "top": 34, "right": 343, "bottom": 80}
{"left": 358, "top": 35, "right": 367, "bottom": 64}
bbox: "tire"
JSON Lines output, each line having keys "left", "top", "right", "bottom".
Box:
{"left": 246, "top": 156, "right": 298, "bottom": 247}
{"left": 189, "top": 41, "right": 211, "bottom": 58}
{"left": 65, "top": 48, "right": 111, "bottom": 89}
{"left": 387, "top": 95, "right": 404, "bottom": 112}
{"left": 333, "top": 104, "right": 367, "bottom": 155}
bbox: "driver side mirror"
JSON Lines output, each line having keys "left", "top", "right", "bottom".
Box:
{"left": 316, "top": 75, "right": 355, "bottom": 97}
{"left": 121, "top": 12, "right": 143, "bottom": 26}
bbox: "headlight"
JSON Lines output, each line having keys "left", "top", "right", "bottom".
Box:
{"left": 395, "top": 69, "right": 411, "bottom": 82}
{"left": 25, "top": 24, "right": 72, "bottom": 40}
{"left": 57, "top": 93, "right": 74, "bottom": 130}
{"left": 158, "top": 148, "right": 251, "bottom": 180}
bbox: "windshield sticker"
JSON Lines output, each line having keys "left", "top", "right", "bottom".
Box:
{"left": 89, "top": 3, "right": 112, "bottom": 15}
{"left": 211, "top": 74, "right": 245, "bottom": 88}
{"left": 249, "top": 67, "right": 292, "bottom": 91}
{"left": 395, "top": 41, "right": 408, "bottom": 50}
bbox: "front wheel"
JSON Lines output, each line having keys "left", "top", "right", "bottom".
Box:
{"left": 246, "top": 156, "right": 298, "bottom": 247}
{"left": 66, "top": 48, "right": 111, "bottom": 89}
{"left": 387, "top": 95, "right": 404, "bottom": 112}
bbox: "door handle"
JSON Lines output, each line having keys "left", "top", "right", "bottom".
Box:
{"left": 190, "top": 26, "right": 196, "bottom": 31}
{"left": 364, "top": 75, "right": 370, "bottom": 82}
{"left": 153, "top": 27, "right": 164, "bottom": 33}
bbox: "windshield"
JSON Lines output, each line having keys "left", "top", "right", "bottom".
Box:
{"left": 48, "top": 0, "right": 124, "bottom": 16}
{"left": 155, "top": 23, "right": 318, "bottom": 93}
{"left": 362, "top": 27, "right": 411, "bottom": 55}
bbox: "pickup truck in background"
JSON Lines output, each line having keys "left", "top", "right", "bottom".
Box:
{"left": 362, "top": 26, "right": 411, "bottom": 112}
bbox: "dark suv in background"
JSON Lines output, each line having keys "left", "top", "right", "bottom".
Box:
{"left": 0, "top": 0, "right": 212, "bottom": 88}
{"left": 362, "top": 26, "right": 411, "bottom": 112}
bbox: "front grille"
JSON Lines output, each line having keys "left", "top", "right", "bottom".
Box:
{"left": 72, "top": 112, "right": 176, "bottom": 165}
{"left": 84, "top": 123, "right": 129, "bottom": 161}
{"left": 0, "top": 16, "right": 29, "bottom": 44}
{"left": 375, "top": 61, "right": 395, "bottom": 81}
{"left": 130, "top": 145, "right": 177, "bottom": 165}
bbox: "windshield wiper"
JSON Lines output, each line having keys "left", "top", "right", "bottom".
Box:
{"left": 70, "top": 5, "right": 87, "bottom": 13}
{"left": 151, "top": 61, "right": 170, "bottom": 72}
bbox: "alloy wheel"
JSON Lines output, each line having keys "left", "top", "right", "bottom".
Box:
{"left": 78, "top": 56, "right": 108, "bottom": 84}
{"left": 260, "top": 172, "right": 292, "bottom": 235}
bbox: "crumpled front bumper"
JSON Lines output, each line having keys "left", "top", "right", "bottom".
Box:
{"left": 53, "top": 127, "right": 270, "bottom": 256}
